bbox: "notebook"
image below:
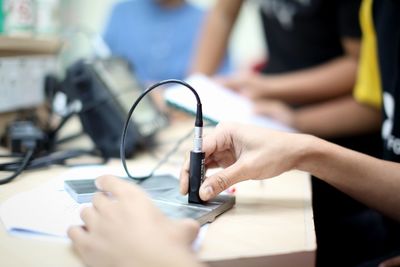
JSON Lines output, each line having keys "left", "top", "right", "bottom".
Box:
{"left": 164, "top": 74, "right": 294, "bottom": 132}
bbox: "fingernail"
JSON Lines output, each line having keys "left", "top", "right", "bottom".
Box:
{"left": 200, "top": 185, "right": 214, "bottom": 200}
{"left": 95, "top": 179, "right": 102, "bottom": 190}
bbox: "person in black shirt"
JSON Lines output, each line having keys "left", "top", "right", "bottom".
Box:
{"left": 192, "top": 0, "right": 362, "bottom": 109}
{"left": 192, "top": 1, "right": 384, "bottom": 267}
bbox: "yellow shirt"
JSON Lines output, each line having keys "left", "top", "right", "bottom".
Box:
{"left": 353, "top": 0, "right": 382, "bottom": 110}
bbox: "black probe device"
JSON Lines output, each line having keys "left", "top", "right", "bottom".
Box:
{"left": 120, "top": 79, "right": 206, "bottom": 204}
{"left": 188, "top": 113, "right": 205, "bottom": 204}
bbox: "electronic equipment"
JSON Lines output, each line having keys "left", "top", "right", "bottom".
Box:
{"left": 62, "top": 57, "right": 167, "bottom": 158}
{"left": 0, "top": 56, "right": 57, "bottom": 113}
{"left": 64, "top": 174, "right": 235, "bottom": 225}
{"left": 119, "top": 79, "right": 206, "bottom": 204}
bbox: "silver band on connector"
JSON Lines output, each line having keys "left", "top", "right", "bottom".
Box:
{"left": 193, "top": 126, "right": 203, "bottom": 152}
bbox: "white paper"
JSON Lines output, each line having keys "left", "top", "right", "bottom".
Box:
{"left": 164, "top": 74, "right": 295, "bottom": 132}
{"left": 0, "top": 183, "right": 85, "bottom": 237}
{"left": 0, "top": 166, "right": 208, "bottom": 250}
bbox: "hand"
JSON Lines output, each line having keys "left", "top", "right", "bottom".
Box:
{"left": 68, "top": 175, "right": 202, "bottom": 267}
{"left": 180, "top": 122, "right": 310, "bottom": 201}
{"left": 253, "top": 99, "right": 295, "bottom": 126}
{"left": 380, "top": 255, "right": 400, "bottom": 267}
{"left": 216, "top": 72, "right": 269, "bottom": 100}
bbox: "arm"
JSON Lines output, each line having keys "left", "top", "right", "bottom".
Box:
{"left": 190, "top": 0, "right": 243, "bottom": 75}
{"left": 293, "top": 96, "right": 381, "bottom": 138}
{"left": 180, "top": 122, "right": 400, "bottom": 222}
{"left": 222, "top": 38, "right": 360, "bottom": 105}
{"left": 260, "top": 38, "right": 359, "bottom": 104}
{"left": 253, "top": 96, "right": 381, "bottom": 138}
{"left": 299, "top": 134, "right": 399, "bottom": 222}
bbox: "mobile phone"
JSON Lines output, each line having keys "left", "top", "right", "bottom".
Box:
{"left": 64, "top": 179, "right": 98, "bottom": 203}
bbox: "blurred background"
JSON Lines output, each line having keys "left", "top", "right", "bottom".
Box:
{"left": 0, "top": 0, "right": 265, "bottom": 72}
{"left": 58, "top": 0, "right": 265, "bottom": 71}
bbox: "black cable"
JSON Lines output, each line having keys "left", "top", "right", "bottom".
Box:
{"left": 121, "top": 79, "right": 203, "bottom": 180}
{"left": 0, "top": 153, "right": 24, "bottom": 158}
{"left": 149, "top": 121, "right": 214, "bottom": 165}
{"left": 148, "top": 127, "right": 193, "bottom": 160}
{"left": 0, "top": 149, "right": 101, "bottom": 171}
{"left": 56, "top": 132, "right": 85, "bottom": 145}
{"left": 50, "top": 112, "right": 75, "bottom": 136}
{"left": 148, "top": 127, "right": 194, "bottom": 170}
{"left": 49, "top": 88, "right": 133, "bottom": 146}
{"left": 0, "top": 148, "right": 34, "bottom": 185}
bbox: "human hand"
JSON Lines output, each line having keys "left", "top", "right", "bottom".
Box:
{"left": 68, "top": 175, "right": 202, "bottom": 267}
{"left": 215, "top": 72, "right": 268, "bottom": 100}
{"left": 253, "top": 99, "right": 295, "bottom": 126}
{"left": 180, "top": 122, "right": 309, "bottom": 201}
{"left": 380, "top": 255, "right": 400, "bottom": 267}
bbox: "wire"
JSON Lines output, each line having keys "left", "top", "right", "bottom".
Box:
{"left": 147, "top": 127, "right": 194, "bottom": 171}
{"left": 0, "top": 153, "right": 24, "bottom": 158}
{"left": 121, "top": 79, "right": 203, "bottom": 180}
{"left": 0, "top": 149, "right": 35, "bottom": 185}
{"left": 0, "top": 149, "right": 102, "bottom": 172}
{"left": 149, "top": 121, "right": 214, "bottom": 164}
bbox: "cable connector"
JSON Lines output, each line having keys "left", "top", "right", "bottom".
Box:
{"left": 6, "top": 121, "right": 44, "bottom": 154}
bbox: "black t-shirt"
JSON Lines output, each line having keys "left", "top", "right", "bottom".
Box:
{"left": 374, "top": 0, "right": 400, "bottom": 162}
{"left": 258, "top": 0, "right": 361, "bottom": 74}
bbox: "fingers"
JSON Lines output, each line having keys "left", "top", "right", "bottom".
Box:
{"left": 180, "top": 122, "right": 240, "bottom": 197}
{"left": 180, "top": 129, "right": 223, "bottom": 196}
{"left": 68, "top": 226, "right": 90, "bottom": 256}
{"left": 179, "top": 153, "right": 190, "bottom": 195}
{"left": 95, "top": 175, "right": 145, "bottom": 199}
{"left": 214, "top": 76, "right": 240, "bottom": 92}
{"left": 200, "top": 164, "right": 245, "bottom": 201}
{"left": 253, "top": 100, "right": 294, "bottom": 126}
{"left": 80, "top": 207, "right": 98, "bottom": 230}
{"left": 203, "top": 122, "right": 235, "bottom": 158}
{"left": 68, "top": 225, "right": 88, "bottom": 242}
{"left": 92, "top": 192, "right": 113, "bottom": 214}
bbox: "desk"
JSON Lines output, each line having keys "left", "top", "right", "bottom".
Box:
{"left": 0, "top": 120, "right": 316, "bottom": 267}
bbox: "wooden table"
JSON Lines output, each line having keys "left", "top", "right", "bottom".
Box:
{"left": 0, "top": 120, "right": 315, "bottom": 267}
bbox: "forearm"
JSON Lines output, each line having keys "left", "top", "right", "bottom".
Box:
{"left": 258, "top": 56, "right": 358, "bottom": 105}
{"left": 296, "top": 136, "right": 400, "bottom": 222}
{"left": 190, "top": 0, "right": 242, "bottom": 75}
{"left": 293, "top": 96, "right": 381, "bottom": 138}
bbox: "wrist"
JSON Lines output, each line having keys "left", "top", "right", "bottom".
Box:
{"left": 291, "top": 134, "right": 325, "bottom": 173}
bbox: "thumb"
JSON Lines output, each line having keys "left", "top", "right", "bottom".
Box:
{"left": 200, "top": 164, "right": 245, "bottom": 201}
{"left": 174, "top": 219, "right": 200, "bottom": 246}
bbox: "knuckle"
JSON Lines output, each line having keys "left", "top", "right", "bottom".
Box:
{"left": 92, "top": 193, "right": 106, "bottom": 208}
{"left": 67, "top": 227, "right": 79, "bottom": 240}
{"left": 114, "top": 186, "right": 131, "bottom": 197}
{"left": 80, "top": 207, "right": 90, "bottom": 218}
{"left": 215, "top": 174, "right": 230, "bottom": 191}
